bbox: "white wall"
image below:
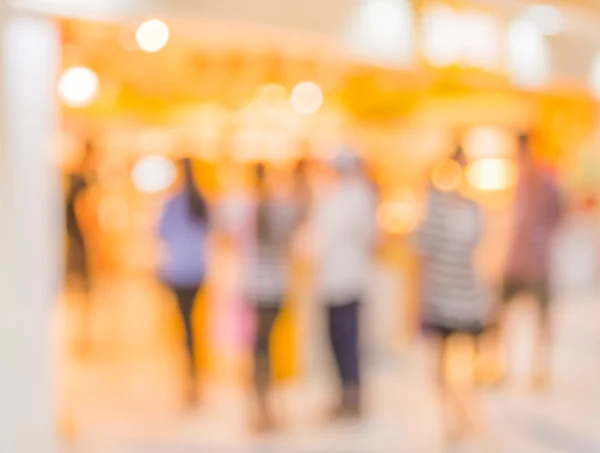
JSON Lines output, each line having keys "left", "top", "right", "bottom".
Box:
{"left": 0, "top": 11, "right": 61, "bottom": 452}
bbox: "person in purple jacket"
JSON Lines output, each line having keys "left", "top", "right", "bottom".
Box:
{"left": 158, "top": 158, "right": 209, "bottom": 406}
{"left": 501, "top": 133, "right": 564, "bottom": 389}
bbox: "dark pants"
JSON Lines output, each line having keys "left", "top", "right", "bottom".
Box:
{"left": 328, "top": 300, "right": 361, "bottom": 391}
{"left": 172, "top": 286, "right": 200, "bottom": 380}
{"left": 253, "top": 304, "right": 281, "bottom": 401}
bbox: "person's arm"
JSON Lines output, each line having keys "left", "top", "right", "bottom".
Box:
{"left": 412, "top": 189, "right": 438, "bottom": 255}
{"left": 182, "top": 158, "right": 209, "bottom": 223}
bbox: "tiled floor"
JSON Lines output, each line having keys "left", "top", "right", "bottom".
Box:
{"left": 58, "top": 282, "right": 600, "bottom": 453}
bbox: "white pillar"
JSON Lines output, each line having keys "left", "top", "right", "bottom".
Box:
{"left": 0, "top": 9, "right": 60, "bottom": 453}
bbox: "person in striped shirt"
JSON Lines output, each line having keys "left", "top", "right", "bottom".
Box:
{"left": 414, "top": 146, "right": 491, "bottom": 445}
{"left": 215, "top": 162, "right": 302, "bottom": 432}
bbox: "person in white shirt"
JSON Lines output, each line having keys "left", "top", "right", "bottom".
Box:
{"left": 311, "top": 151, "right": 378, "bottom": 418}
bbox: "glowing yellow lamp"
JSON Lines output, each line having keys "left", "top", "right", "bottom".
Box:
{"left": 466, "top": 157, "right": 517, "bottom": 191}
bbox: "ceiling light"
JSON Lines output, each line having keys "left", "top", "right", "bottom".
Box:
{"left": 291, "top": 81, "right": 323, "bottom": 115}
{"left": 58, "top": 66, "right": 99, "bottom": 108}
{"left": 136, "top": 19, "right": 170, "bottom": 53}
{"left": 131, "top": 156, "right": 177, "bottom": 194}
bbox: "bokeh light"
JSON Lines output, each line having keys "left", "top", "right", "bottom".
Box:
{"left": 136, "top": 19, "right": 170, "bottom": 53}
{"left": 523, "top": 4, "right": 564, "bottom": 36}
{"left": 432, "top": 159, "right": 463, "bottom": 192}
{"left": 378, "top": 198, "right": 418, "bottom": 235}
{"left": 466, "top": 157, "right": 517, "bottom": 191}
{"left": 421, "top": 5, "right": 501, "bottom": 69}
{"left": 58, "top": 66, "right": 99, "bottom": 108}
{"left": 346, "top": 0, "right": 413, "bottom": 66}
{"left": 463, "top": 127, "right": 513, "bottom": 160}
{"left": 291, "top": 81, "right": 324, "bottom": 115}
{"left": 131, "top": 156, "right": 177, "bottom": 194}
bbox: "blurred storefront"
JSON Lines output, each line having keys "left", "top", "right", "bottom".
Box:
{"left": 52, "top": 0, "right": 600, "bottom": 393}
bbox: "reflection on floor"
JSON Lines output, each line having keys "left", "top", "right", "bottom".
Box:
{"left": 57, "top": 278, "right": 600, "bottom": 453}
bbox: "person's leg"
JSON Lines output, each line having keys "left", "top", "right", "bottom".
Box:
{"left": 485, "top": 279, "right": 521, "bottom": 385}
{"left": 433, "top": 330, "right": 459, "bottom": 445}
{"left": 328, "top": 300, "right": 361, "bottom": 416}
{"left": 532, "top": 281, "right": 552, "bottom": 389}
{"left": 436, "top": 329, "right": 476, "bottom": 445}
{"left": 463, "top": 330, "right": 488, "bottom": 438}
{"left": 173, "top": 287, "right": 200, "bottom": 403}
{"left": 341, "top": 301, "right": 361, "bottom": 413}
{"left": 69, "top": 240, "right": 92, "bottom": 357}
{"left": 327, "top": 304, "right": 345, "bottom": 411}
{"left": 253, "top": 304, "right": 280, "bottom": 430}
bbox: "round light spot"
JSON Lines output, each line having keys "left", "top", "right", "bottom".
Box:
{"left": 466, "top": 158, "right": 517, "bottom": 191}
{"left": 58, "top": 66, "right": 99, "bottom": 108}
{"left": 131, "top": 156, "right": 177, "bottom": 194}
{"left": 291, "top": 81, "right": 324, "bottom": 115}
{"left": 136, "top": 19, "right": 170, "bottom": 53}
{"left": 378, "top": 199, "right": 418, "bottom": 235}
{"left": 432, "top": 159, "right": 463, "bottom": 192}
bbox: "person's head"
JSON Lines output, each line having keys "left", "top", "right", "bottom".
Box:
{"left": 450, "top": 145, "right": 467, "bottom": 168}
{"left": 431, "top": 144, "right": 466, "bottom": 192}
{"left": 517, "top": 132, "right": 535, "bottom": 171}
{"left": 254, "top": 162, "right": 268, "bottom": 196}
{"left": 330, "top": 150, "right": 360, "bottom": 179}
{"left": 294, "top": 158, "right": 308, "bottom": 181}
{"left": 76, "top": 138, "right": 96, "bottom": 172}
{"left": 179, "top": 157, "right": 208, "bottom": 223}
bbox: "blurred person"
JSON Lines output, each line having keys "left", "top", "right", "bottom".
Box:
{"left": 158, "top": 158, "right": 209, "bottom": 407}
{"left": 414, "top": 146, "right": 490, "bottom": 445}
{"left": 243, "top": 163, "right": 302, "bottom": 432}
{"left": 213, "top": 162, "right": 302, "bottom": 431}
{"left": 293, "top": 157, "right": 312, "bottom": 221}
{"left": 65, "top": 139, "right": 97, "bottom": 356}
{"left": 499, "top": 133, "right": 563, "bottom": 389}
{"left": 311, "top": 150, "right": 378, "bottom": 419}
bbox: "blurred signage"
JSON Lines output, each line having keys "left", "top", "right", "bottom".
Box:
{"left": 421, "top": 3, "right": 502, "bottom": 70}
